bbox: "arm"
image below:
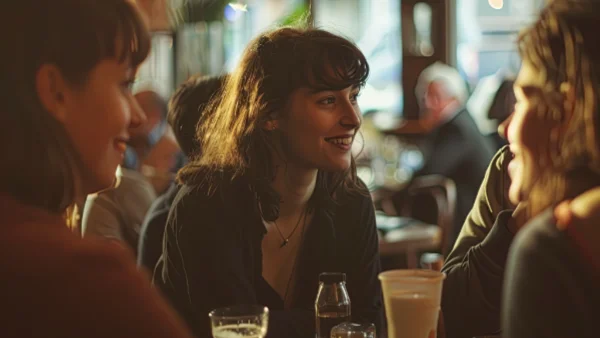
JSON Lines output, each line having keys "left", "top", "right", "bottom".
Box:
{"left": 441, "top": 146, "right": 515, "bottom": 338}
{"left": 81, "top": 193, "right": 125, "bottom": 242}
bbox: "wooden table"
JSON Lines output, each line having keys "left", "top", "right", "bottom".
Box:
{"left": 379, "top": 222, "right": 442, "bottom": 268}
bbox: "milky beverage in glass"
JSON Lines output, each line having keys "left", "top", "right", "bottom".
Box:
{"left": 379, "top": 270, "right": 445, "bottom": 338}
{"left": 387, "top": 292, "right": 439, "bottom": 338}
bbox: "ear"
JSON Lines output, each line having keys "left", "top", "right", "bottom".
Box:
{"left": 36, "top": 64, "right": 70, "bottom": 123}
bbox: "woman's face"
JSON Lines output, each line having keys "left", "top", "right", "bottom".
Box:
{"left": 59, "top": 58, "right": 146, "bottom": 194}
{"left": 504, "top": 61, "right": 555, "bottom": 205}
{"left": 276, "top": 84, "right": 362, "bottom": 172}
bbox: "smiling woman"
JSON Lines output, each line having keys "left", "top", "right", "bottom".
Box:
{"left": 155, "top": 26, "right": 384, "bottom": 338}
{"left": 0, "top": 1, "right": 194, "bottom": 337}
{"left": 501, "top": 1, "right": 600, "bottom": 337}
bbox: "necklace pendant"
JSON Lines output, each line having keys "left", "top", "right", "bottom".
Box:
{"left": 280, "top": 239, "right": 289, "bottom": 248}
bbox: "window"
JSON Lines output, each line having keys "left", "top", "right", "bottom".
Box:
{"left": 456, "top": 0, "right": 544, "bottom": 85}
{"left": 314, "top": 0, "right": 403, "bottom": 116}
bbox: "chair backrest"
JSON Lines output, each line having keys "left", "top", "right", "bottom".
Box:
{"left": 400, "top": 175, "right": 457, "bottom": 255}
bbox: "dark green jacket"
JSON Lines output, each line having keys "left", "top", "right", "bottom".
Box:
{"left": 441, "top": 145, "right": 515, "bottom": 338}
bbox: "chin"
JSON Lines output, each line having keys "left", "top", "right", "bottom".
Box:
{"left": 87, "top": 171, "right": 119, "bottom": 195}
{"left": 322, "top": 161, "right": 351, "bottom": 173}
{"left": 508, "top": 182, "right": 522, "bottom": 205}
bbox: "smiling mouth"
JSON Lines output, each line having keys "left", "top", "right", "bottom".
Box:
{"left": 325, "top": 136, "right": 353, "bottom": 146}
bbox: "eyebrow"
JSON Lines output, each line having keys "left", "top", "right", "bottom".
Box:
{"left": 307, "top": 84, "right": 361, "bottom": 95}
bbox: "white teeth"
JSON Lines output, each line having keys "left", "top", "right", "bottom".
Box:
{"left": 328, "top": 137, "right": 353, "bottom": 145}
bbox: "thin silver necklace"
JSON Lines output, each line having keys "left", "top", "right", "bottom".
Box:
{"left": 283, "top": 209, "right": 308, "bottom": 307}
{"left": 273, "top": 207, "right": 307, "bottom": 249}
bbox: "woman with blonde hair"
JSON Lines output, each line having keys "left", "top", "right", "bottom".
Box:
{"left": 156, "top": 27, "right": 383, "bottom": 337}
{"left": 0, "top": 1, "right": 192, "bottom": 337}
{"left": 501, "top": 0, "right": 600, "bottom": 336}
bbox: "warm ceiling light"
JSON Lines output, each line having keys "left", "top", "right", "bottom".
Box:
{"left": 488, "top": 0, "right": 504, "bottom": 9}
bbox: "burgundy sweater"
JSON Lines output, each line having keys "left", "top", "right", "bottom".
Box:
{"left": 0, "top": 194, "right": 193, "bottom": 338}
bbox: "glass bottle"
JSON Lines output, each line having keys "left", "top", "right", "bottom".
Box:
{"left": 315, "top": 272, "right": 351, "bottom": 338}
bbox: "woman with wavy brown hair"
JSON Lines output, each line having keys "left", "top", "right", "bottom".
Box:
{"left": 0, "top": 1, "right": 192, "bottom": 337}
{"left": 501, "top": 1, "right": 600, "bottom": 337}
{"left": 155, "top": 27, "right": 383, "bottom": 337}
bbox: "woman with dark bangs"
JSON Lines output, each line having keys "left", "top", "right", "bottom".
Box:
{"left": 501, "top": 0, "right": 600, "bottom": 337}
{"left": 155, "top": 27, "right": 384, "bottom": 337}
{"left": 0, "top": 1, "right": 192, "bottom": 337}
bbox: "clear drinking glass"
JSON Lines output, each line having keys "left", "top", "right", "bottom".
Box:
{"left": 209, "top": 305, "right": 269, "bottom": 338}
{"left": 330, "top": 322, "right": 376, "bottom": 338}
{"left": 379, "top": 270, "right": 445, "bottom": 338}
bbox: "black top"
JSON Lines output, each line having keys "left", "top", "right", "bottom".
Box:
{"left": 419, "top": 107, "right": 495, "bottom": 242}
{"left": 137, "top": 183, "right": 180, "bottom": 272}
{"left": 503, "top": 209, "right": 600, "bottom": 338}
{"left": 153, "top": 178, "right": 384, "bottom": 338}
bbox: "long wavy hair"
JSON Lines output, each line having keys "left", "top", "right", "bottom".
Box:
{"left": 177, "top": 27, "right": 369, "bottom": 221}
{"left": 517, "top": 0, "right": 600, "bottom": 215}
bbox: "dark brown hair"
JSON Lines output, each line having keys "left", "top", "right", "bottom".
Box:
{"left": 0, "top": 0, "right": 150, "bottom": 212}
{"left": 517, "top": 0, "right": 600, "bottom": 214}
{"left": 167, "top": 74, "right": 228, "bottom": 157}
{"left": 178, "top": 26, "right": 369, "bottom": 221}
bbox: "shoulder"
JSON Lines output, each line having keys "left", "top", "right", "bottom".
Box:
{"left": 511, "top": 209, "right": 569, "bottom": 265}
{"left": 167, "top": 181, "right": 252, "bottom": 236}
{"left": 336, "top": 179, "right": 373, "bottom": 212}
{"left": 333, "top": 179, "right": 375, "bottom": 229}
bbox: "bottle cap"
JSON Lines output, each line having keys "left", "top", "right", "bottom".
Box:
{"left": 319, "top": 272, "right": 346, "bottom": 283}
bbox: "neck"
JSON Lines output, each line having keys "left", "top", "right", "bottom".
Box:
{"left": 270, "top": 156, "right": 317, "bottom": 220}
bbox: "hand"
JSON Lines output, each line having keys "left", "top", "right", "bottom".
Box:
{"left": 554, "top": 186, "right": 600, "bottom": 229}
{"left": 553, "top": 187, "right": 600, "bottom": 271}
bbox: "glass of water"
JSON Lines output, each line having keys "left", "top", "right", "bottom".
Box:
{"left": 209, "top": 305, "right": 269, "bottom": 338}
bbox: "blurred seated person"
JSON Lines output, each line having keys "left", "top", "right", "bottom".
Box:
{"left": 154, "top": 27, "right": 384, "bottom": 338}
{"left": 414, "top": 62, "right": 495, "bottom": 243}
{"left": 82, "top": 88, "right": 180, "bottom": 254}
{"left": 137, "top": 74, "right": 227, "bottom": 272}
{"left": 502, "top": 1, "right": 600, "bottom": 337}
{"left": 467, "top": 70, "right": 516, "bottom": 150}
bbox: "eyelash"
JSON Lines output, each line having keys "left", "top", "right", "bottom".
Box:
{"left": 318, "top": 92, "right": 361, "bottom": 105}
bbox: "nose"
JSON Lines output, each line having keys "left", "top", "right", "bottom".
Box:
{"left": 129, "top": 96, "right": 147, "bottom": 130}
{"left": 340, "top": 101, "right": 361, "bottom": 131}
{"left": 498, "top": 112, "right": 514, "bottom": 141}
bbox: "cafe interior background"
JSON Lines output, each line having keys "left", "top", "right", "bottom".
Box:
{"left": 136, "top": 0, "right": 545, "bottom": 267}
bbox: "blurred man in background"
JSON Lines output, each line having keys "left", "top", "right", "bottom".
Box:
{"left": 414, "top": 62, "right": 495, "bottom": 243}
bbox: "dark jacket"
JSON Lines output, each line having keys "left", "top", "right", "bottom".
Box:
{"left": 138, "top": 183, "right": 180, "bottom": 272}
{"left": 419, "top": 107, "right": 496, "bottom": 243}
{"left": 441, "top": 146, "right": 515, "bottom": 338}
{"left": 153, "top": 178, "right": 384, "bottom": 338}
